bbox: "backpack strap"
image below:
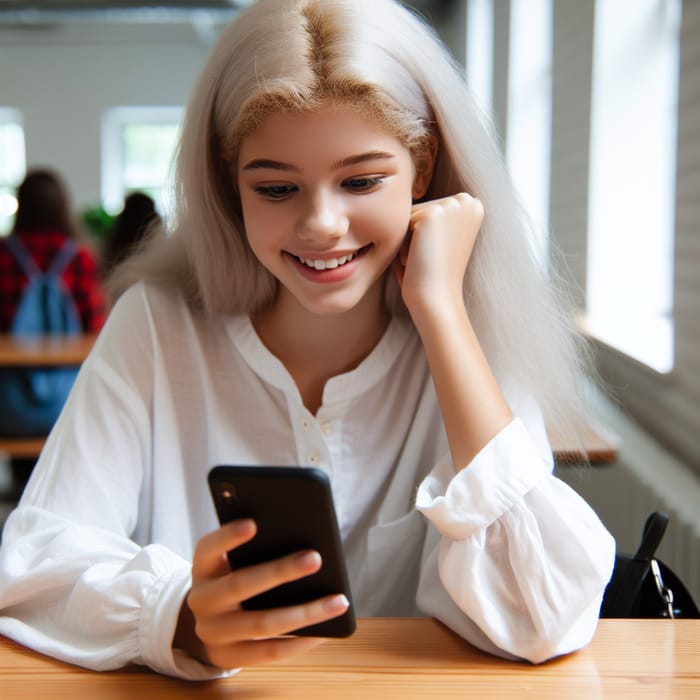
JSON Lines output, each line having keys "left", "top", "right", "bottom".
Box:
{"left": 634, "top": 511, "right": 669, "bottom": 561}
{"left": 5, "top": 235, "right": 79, "bottom": 281}
{"left": 47, "top": 239, "right": 79, "bottom": 277}
{"left": 4, "top": 235, "right": 41, "bottom": 279}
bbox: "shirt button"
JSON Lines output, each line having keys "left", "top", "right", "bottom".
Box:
{"left": 308, "top": 454, "right": 319, "bottom": 465}
{"left": 301, "top": 418, "right": 311, "bottom": 430}
{"left": 321, "top": 421, "right": 332, "bottom": 435}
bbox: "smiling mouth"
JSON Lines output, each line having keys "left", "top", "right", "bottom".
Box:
{"left": 293, "top": 245, "right": 370, "bottom": 270}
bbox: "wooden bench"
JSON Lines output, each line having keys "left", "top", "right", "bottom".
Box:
{"left": 549, "top": 426, "right": 619, "bottom": 465}
{"left": 0, "top": 334, "right": 95, "bottom": 463}
{"left": 0, "top": 437, "right": 45, "bottom": 460}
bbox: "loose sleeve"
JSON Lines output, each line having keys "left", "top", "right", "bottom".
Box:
{"left": 0, "top": 507, "right": 211, "bottom": 678}
{"left": 0, "top": 286, "right": 228, "bottom": 680}
{"left": 415, "top": 418, "right": 616, "bottom": 663}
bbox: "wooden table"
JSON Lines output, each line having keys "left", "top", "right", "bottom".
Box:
{"left": 549, "top": 425, "right": 619, "bottom": 465}
{"left": 1, "top": 618, "right": 697, "bottom": 699}
{"left": 0, "top": 334, "right": 96, "bottom": 459}
{"left": 0, "top": 333, "right": 96, "bottom": 367}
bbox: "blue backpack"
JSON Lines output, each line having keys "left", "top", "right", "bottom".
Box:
{"left": 0, "top": 236, "right": 81, "bottom": 437}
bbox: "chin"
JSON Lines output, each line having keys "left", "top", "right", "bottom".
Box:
{"left": 300, "top": 299, "right": 362, "bottom": 317}
{"left": 294, "top": 288, "right": 372, "bottom": 317}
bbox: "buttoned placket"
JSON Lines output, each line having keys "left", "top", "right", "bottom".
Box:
{"left": 291, "top": 404, "right": 334, "bottom": 475}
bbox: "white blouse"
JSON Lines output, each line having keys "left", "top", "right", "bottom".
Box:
{"left": 0, "top": 282, "right": 615, "bottom": 679}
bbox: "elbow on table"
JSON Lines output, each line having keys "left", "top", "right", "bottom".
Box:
{"left": 515, "top": 594, "right": 605, "bottom": 664}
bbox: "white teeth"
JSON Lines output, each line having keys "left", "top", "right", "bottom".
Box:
{"left": 299, "top": 251, "right": 357, "bottom": 270}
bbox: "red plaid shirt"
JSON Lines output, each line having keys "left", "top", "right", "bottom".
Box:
{"left": 0, "top": 230, "right": 107, "bottom": 333}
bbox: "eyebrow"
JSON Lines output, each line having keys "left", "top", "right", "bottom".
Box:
{"left": 241, "top": 150, "right": 396, "bottom": 172}
{"left": 332, "top": 151, "right": 396, "bottom": 169}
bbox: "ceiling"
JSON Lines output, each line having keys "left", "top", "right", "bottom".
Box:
{"left": 0, "top": 0, "right": 252, "bottom": 7}
{"left": 0, "top": 1, "right": 251, "bottom": 23}
{"left": 0, "top": 1, "right": 450, "bottom": 25}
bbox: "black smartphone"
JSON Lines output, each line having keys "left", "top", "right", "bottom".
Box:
{"left": 208, "top": 465, "right": 356, "bottom": 638}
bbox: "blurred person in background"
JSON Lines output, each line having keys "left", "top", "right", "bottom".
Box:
{"left": 102, "top": 191, "right": 160, "bottom": 276}
{"left": 0, "top": 168, "right": 107, "bottom": 333}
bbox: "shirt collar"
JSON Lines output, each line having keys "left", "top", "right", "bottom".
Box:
{"left": 226, "top": 313, "right": 415, "bottom": 405}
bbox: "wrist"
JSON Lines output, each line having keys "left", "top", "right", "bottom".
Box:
{"left": 405, "top": 292, "right": 471, "bottom": 337}
{"left": 173, "top": 594, "right": 211, "bottom": 666}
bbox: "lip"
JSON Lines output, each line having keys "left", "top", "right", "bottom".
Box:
{"left": 292, "top": 248, "right": 362, "bottom": 263}
{"left": 285, "top": 244, "right": 372, "bottom": 283}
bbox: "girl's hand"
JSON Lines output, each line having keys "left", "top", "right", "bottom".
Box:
{"left": 394, "top": 193, "right": 484, "bottom": 317}
{"left": 174, "top": 519, "right": 350, "bottom": 669}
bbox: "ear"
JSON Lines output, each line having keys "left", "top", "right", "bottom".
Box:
{"left": 412, "top": 133, "right": 438, "bottom": 200}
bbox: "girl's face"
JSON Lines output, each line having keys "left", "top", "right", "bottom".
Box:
{"left": 236, "top": 101, "right": 425, "bottom": 317}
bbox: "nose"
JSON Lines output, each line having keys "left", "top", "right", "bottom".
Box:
{"left": 296, "top": 190, "right": 349, "bottom": 242}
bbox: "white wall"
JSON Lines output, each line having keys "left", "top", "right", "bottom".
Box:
{"left": 0, "top": 22, "right": 216, "bottom": 209}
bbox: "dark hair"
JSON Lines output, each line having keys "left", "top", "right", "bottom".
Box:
{"left": 104, "top": 192, "right": 160, "bottom": 272}
{"left": 12, "top": 168, "right": 79, "bottom": 237}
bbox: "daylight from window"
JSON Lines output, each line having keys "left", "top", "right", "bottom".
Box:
{"left": 102, "top": 106, "right": 183, "bottom": 218}
{"left": 0, "top": 109, "right": 26, "bottom": 236}
{"left": 586, "top": 0, "right": 680, "bottom": 373}
{"left": 505, "top": 0, "right": 553, "bottom": 264}
{"left": 466, "top": 0, "right": 494, "bottom": 119}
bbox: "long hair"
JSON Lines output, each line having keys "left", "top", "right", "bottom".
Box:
{"left": 110, "top": 0, "right": 595, "bottom": 444}
{"left": 12, "top": 168, "right": 80, "bottom": 238}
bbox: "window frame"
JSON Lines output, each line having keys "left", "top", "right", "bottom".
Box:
{"left": 101, "top": 105, "right": 183, "bottom": 216}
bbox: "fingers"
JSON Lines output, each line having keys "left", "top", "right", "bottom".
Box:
{"left": 410, "top": 192, "right": 483, "bottom": 229}
{"left": 197, "top": 592, "right": 350, "bottom": 646}
{"left": 207, "top": 635, "right": 325, "bottom": 669}
{"left": 406, "top": 191, "right": 484, "bottom": 270}
{"left": 203, "top": 594, "right": 348, "bottom": 668}
{"left": 190, "top": 547, "right": 324, "bottom": 616}
{"left": 191, "top": 519, "right": 257, "bottom": 581}
{"left": 188, "top": 522, "right": 350, "bottom": 670}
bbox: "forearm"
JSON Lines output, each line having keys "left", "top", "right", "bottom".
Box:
{"left": 410, "top": 296, "right": 512, "bottom": 471}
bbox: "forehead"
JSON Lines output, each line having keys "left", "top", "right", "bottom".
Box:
{"left": 237, "top": 103, "right": 409, "bottom": 168}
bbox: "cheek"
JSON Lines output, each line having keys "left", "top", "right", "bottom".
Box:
{"left": 239, "top": 200, "right": 270, "bottom": 263}
{"left": 377, "top": 181, "right": 413, "bottom": 244}
{"left": 240, "top": 197, "right": 282, "bottom": 249}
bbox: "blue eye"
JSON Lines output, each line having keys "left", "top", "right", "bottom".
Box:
{"left": 255, "top": 184, "right": 297, "bottom": 200}
{"left": 343, "top": 177, "right": 384, "bottom": 192}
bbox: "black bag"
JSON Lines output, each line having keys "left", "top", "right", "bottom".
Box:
{"left": 600, "top": 511, "right": 700, "bottom": 619}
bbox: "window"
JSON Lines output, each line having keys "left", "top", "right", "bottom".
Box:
{"left": 505, "top": 0, "right": 553, "bottom": 262}
{"left": 0, "top": 109, "right": 26, "bottom": 236}
{"left": 466, "top": 0, "right": 494, "bottom": 118}
{"left": 586, "top": 0, "right": 680, "bottom": 374}
{"left": 102, "top": 106, "right": 183, "bottom": 217}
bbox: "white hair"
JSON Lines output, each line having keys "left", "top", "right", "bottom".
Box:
{"left": 110, "top": 0, "right": 595, "bottom": 450}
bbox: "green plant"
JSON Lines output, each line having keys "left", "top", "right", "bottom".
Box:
{"left": 81, "top": 205, "right": 115, "bottom": 241}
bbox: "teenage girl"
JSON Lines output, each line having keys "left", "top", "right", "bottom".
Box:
{"left": 0, "top": 0, "right": 614, "bottom": 680}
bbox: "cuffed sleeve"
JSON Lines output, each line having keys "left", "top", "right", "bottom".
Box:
{"left": 416, "top": 418, "right": 616, "bottom": 663}
{"left": 0, "top": 507, "right": 230, "bottom": 680}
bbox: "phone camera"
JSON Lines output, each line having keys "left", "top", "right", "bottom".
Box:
{"left": 219, "top": 483, "right": 238, "bottom": 504}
